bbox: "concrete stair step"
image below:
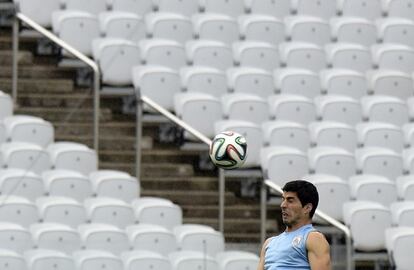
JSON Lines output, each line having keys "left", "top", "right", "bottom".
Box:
{"left": 141, "top": 176, "right": 218, "bottom": 191}
{"left": 183, "top": 217, "right": 278, "bottom": 234}
{"left": 54, "top": 122, "right": 136, "bottom": 137}
{"left": 0, "top": 50, "right": 33, "bottom": 65}
{"left": 0, "top": 65, "right": 75, "bottom": 79}
{"left": 100, "top": 149, "right": 200, "bottom": 163}
{"left": 181, "top": 204, "right": 280, "bottom": 219}
{"left": 0, "top": 35, "right": 38, "bottom": 51}
{"left": 100, "top": 162, "right": 194, "bottom": 177}
{"left": 54, "top": 136, "right": 153, "bottom": 151}
{"left": 225, "top": 232, "right": 276, "bottom": 243}
{"left": 140, "top": 190, "right": 239, "bottom": 205}
{"left": 0, "top": 78, "right": 74, "bottom": 93}
{"left": 15, "top": 107, "right": 112, "bottom": 122}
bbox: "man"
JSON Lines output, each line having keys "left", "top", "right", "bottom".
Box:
{"left": 257, "top": 180, "right": 331, "bottom": 270}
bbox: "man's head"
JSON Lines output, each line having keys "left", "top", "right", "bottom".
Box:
{"left": 280, "top": 180, "right": 319, "bottom": 228}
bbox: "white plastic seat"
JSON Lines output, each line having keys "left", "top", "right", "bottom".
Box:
{"left": 221, "top": 93, "right": 269, "bottom": 124}
{"left": 73, "top": 250, "right": 123, "bottom": 270}
{"left": 280, "top": 42, "right": 326, "bottom": 71}
{"left": 227, "top": 67, "right": 275, "bottom": 98}
{"left": 367, "top": 69, "right": 414, "bottom": 99}
{"left": 47, "top": 142, "right": 97, "bottom": 175}
{"left": 0, "top": 222, "right": 32, "bottom": 252}
{"left": 139, "top": 39, "right": 186, "bottom": 69}
{"left": 122, "top": 250, "right": 172, "bottom": 270}
{"left": 372, "top": 44, "right": 414, "bottom": 73}
{"left": 383, "top": 0, "right": 414, "bottom": 20}
{"left": 30, "top": 223, "right": 81, "bottom": 254}
{"left": 155, "top": 0, "right": 199, "bottom": 16}
{"left": 52, "top": 11, "right": 100, "bottom": 57}
{"left": 232, "top": 41, "right": 280, "bottom": 71}
{"left": 216, "top": 251, "right": 259, "bottom": 270}
{"left": 385, "top": 227, "right": 414, "bottom": 270}
{"left": 403, "top": 123, "right": 414, "bottom": 147}
{"left": 173, "top": 224, "right": 225, "bottom": 256}
{"left": 180, "top": 66, "right": 227, "bottom": 97}
{"left": 110, "top": 0, "right": 153, "bottom": 16}
{"left": 377, "top": 18, "right": 414, "bottom": 48}
{"left": 325, "top": 43, "right": 372, "bottom": 72}
{"left": 262, "top": 121, "right": 309, "bottom": 151}
{"left": 132, "top": 65, "right": 181, "bottom": 111}
{"left": 343, "top": 201, "right": 392, "bottom": 251}
{"left": 314, "top": 95, "right": 362, "bottom": 125}
{"left": 349, "top": 175, "right": 397, "bottom": 206}
{"left": 0, "top": 249, "right": 26, "bottom": 270}
{"left": 260, "top": 146, "right": 308, "bottom": 187}
{"left": 0, "top": 142, "right": 51, "bottom": 174}
{"left": 1, "top": 115, "right": 54, "bottom": 148}
{"left": 169, "top": 251, "right": 219, "bottom": 270}
{"left": 338, "top": 0, "right": 383, "bottom": 20}
{"left": 274, "top": 68, "right": 321, "bottom": 99}
{"left": 62, "top": 0, "right": 107, "bottom": 15}
{"left": 126, "top": 224, "right": 177, "bottom": 255}
{"left": 174, "top": 93, "right": 222, "bottom": 139}
{"left": 0, "top": 196, "right": 38, "bottom": 227}
{"left": 268, "top": 94, "right": 316, "bottom": 125}
{"left": 84, "top": 197, "right": 134, "bottom": 229}
{"left": 99, "top": 11, "right": 145, "bottom": 43}
{"left": 186, "top": 40, "right": 233, "bottom": 70}
{"left": 355, "top": 147, "right": 403, "bottom": 180}
{"left": 396, "top": 175, "right": 414, "bottom": 200}
{"left": 292, "top": 0, "right": 337, "bottom": 19}
{"left": 238, "top": 15, "right": 285, "bottom": 45}
{"left": 356, "top": 122, "right": 403, "bottom": 152}
{"left": 403, "top": 147, "right": 414, "bottom": 174}
{"left": 15, "top": 0, "right": 61, "bottom": 28}
{"left": 78, "top": 223, "right": 130, "bottom": 255}
{"left": 330, "top": 17, "right": 377, "bottom": 46}
{"left": 390, "top": 201, "right": 414, "bottom": 226}
{"left": 309, "top": 121, "right": 357, "bottom": 152}
{"left": 0, "top": 169, "right": 44, "bottom": 201}
{"left": 0, "top": 91, "right": 12, "bottom": 121}
{"left": 200, "top": 0, "right": 245, "bottom": 18}
{"left": 89, "top": 170, "right": 139, "bottom": 202}
{"left": 24, "top": 249, "right": 74, "bottom": 270}
{"left": 92, "top": 38, "right": 141, "bottom": 86}
{"left": 132, "top": 197, "right": 183, "bottom": 230}
{"left": 41, "top": 170, "right": 92, "bottom": 201}
{"left": 304, "top": 174, "right": 350, "bottom": 221}
{"left": 308, "top": 146, "right": 356, "bottom": 179}
{"left": 215, "top": 120, "right": 263, "bottom": 168}
{"left": 320, "top": 69, "right": 367, "bottom": 99}
{"left": 408, "top": 97, "right": 414, "bottom": 122}
{"left": 244, "top": 0, "right": 291, "bottom": 17}
{"left": 361, "top": 95, "right": 409, "bottom": 126}
{"left": 146, "top": 12, "right": 193, "bottom": 44}
{"left": 285, "top": 16, "right": 330, "bottom": 46}
{"left": 192, "top": 13, "right": 239, "bottom": 45}
{"left": 36, "top": 196, "right": 86, "bottom": 228}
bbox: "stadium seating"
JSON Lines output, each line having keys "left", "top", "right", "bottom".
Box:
{"left": 24, "top": 249, "right": 75, "bottom": 270}
{"left": 73, "top": 249, "right": 123, "bottom": 270}
{"left": 274, "top": 68, "right": 321, "bottom": 98}
{"left": 110, "top": 0, "right": 153, "bottom": 16}
{"left": 284, "top": 15, "right": 330, "bottom": 45}
{"left": 320, "top": 69, "right": 367, "bottom": 98}
{"left": 385, "top": 227, "right": 414, "bottom": 270}
{"left": 0, "top": 222, "right": 32, "bottom": 252}
{"left": 330, "top": 17, "right": 377, "bottom": 46}
{"left": 98, "top": 11, "right": 145, "bottom": 43}
{"left": 245, "top": 0, "right": 291, "bottom": 18}
{"left": 145, "top": 12, "right": 193, "bottom": 44}
{"left": 121, "top": 250, "right": 173, "bottom": 270}
{"left": 238, "top": 15, "right": 285, "bottom": 44}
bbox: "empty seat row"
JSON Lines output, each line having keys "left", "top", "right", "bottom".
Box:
{"left": 0, "top": 248, "right": 258, "bottom": 270}
{"left": 0, "top": 222, "right": 224, "bottom": 256}
{"left": 0, "top": 169, "right": 139, "bottom": 202}
{"left": 0, "top": 196, "right": 180, "bottom": 229}
{"left": 15, "top": 0, "right": 414, "bottom": 27}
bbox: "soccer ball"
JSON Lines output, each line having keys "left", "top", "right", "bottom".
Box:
{"left": 209, "top": 131, "right": 247, "bottom": 169}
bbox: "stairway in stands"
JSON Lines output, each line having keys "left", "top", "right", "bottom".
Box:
{"left": 0, "top": 28, "right": 280, "bottom": 245}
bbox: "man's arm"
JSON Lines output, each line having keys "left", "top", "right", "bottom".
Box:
{"left": 256, "top": 238, "right": 271, "bottom": 270}
{"left": 307, "top": 231, "right": 331, "bottom": 270}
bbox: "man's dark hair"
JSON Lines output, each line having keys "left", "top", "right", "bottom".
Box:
{"left": 282, "top": 180, "right": 319, "bottom": 218}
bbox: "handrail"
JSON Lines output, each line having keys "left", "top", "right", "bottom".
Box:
{"left": 12, "top": 12, "right": 101, "bottom": 152}
{"left": 262, "top": 179, "right": 354, "bottom": 270}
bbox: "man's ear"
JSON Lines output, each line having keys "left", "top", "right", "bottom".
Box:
{"left": 305, "top": 203, "right": 313, "bottom": 213}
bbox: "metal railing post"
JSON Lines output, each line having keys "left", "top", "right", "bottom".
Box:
{"left": 260, "top": 181, "right": 267, "bottom": 244}
{"left": 12, "top": 15, "right": 19, "bottom": 105}
{"left": 135, "top": 90, "right": 143, "bottom": 179}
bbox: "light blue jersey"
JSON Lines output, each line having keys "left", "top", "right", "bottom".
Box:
{"left": 264, "top": 224, "right": 315, "bottom": 270}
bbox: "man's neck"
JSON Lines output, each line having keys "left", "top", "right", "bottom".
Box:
{"left": 285, "top": 220, "right": 312, "bottom": 232}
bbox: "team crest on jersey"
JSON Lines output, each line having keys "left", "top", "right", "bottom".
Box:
{"left": 292, "top": 236, "right": 302, "bottom": 247}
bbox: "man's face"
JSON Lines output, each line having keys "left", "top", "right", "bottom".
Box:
{"left": 280, "top": 191, "right": 309, "bottom": 227}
